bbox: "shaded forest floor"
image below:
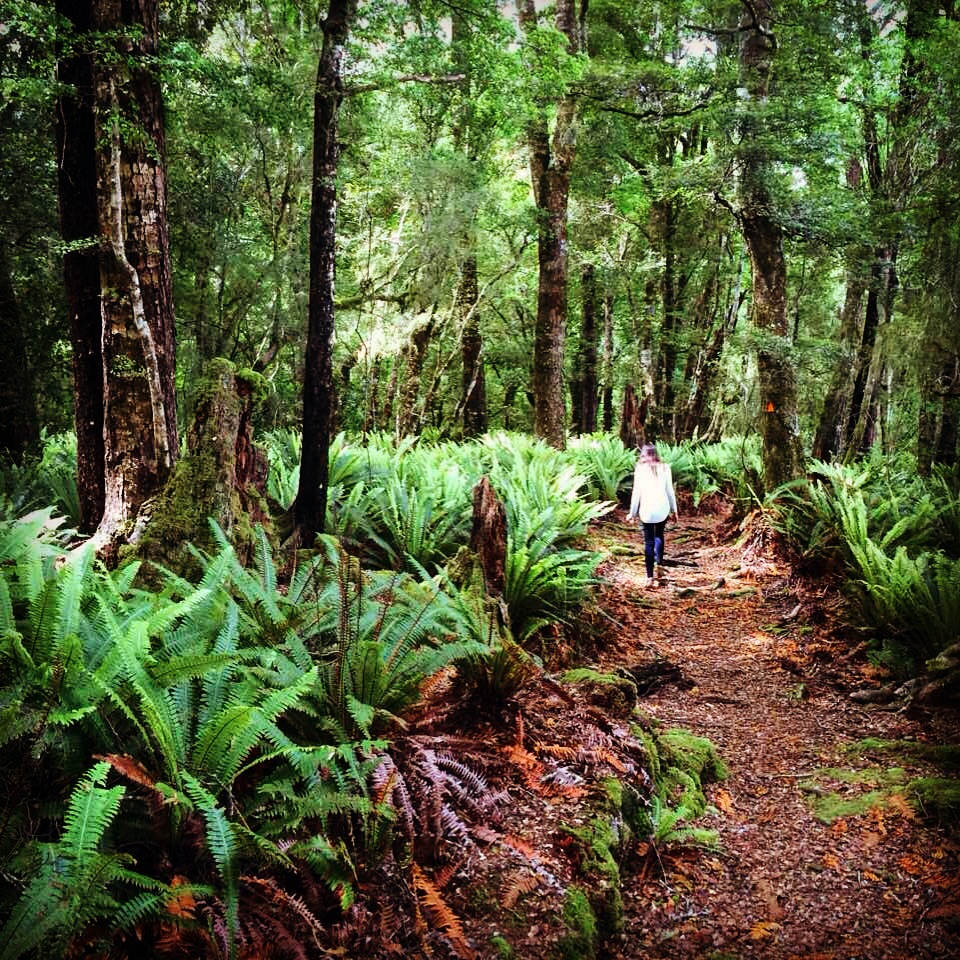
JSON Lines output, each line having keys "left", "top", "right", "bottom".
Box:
{"left": 406, "top": 502, "right": 960, "bottom": 960}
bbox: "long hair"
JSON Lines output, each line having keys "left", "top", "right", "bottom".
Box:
{"left": 639, "top": 443, "right": 665, "bottom": 475}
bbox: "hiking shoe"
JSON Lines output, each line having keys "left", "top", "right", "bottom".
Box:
{"left": 655, "top": 564, "right": 665, "bottom": 583}
{"left": 645, "top": 576, "right": 656, "bottom": 588}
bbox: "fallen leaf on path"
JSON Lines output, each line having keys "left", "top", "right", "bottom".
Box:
{"left": 750, "top": 920, "right": 781, "bottom": 940}
{"left": 714, "top": 788, "right": 733, "bottom": 813}
{"left": 898, "top": 854, "right": 924, "bottom": 875}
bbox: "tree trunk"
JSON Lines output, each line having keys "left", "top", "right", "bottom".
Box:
{"left": 459, "top": 255, "right": 487, "bottom": 437}
{"left": 0, "top": 242, "right": 39, "bottom": 462}
{"left": 844, "top": 252, "right": 896, "bottom": 456}
{"left": 812, "top": 262, "right": 867, "bottom": 461}
{"left": 579, "top": 263, "right": 599, "bottom": 435}
{"left": 919, "top": 357, "right": 960, "bottom": 473}
{"left": 519, "top": 0, "right": 579, "bottom": 450}
{"left": 56, "top": 0, "right": 178, "bottom": 549}
{"left": 396, "top": 318, "right": 435, "bottom": 437}
{"left": 679, "top": 247, "right": 735, "bottom": 441}
{"left": 293, "top": 0, "right": 357, "bottom": 543}
{"left": 737, "top": 0, "right": 804, "bottom": 491}
{"left": 601, "top": 291, "right": 614, "bottom": 432}
{"left": 55, "top": 1, "right": 105, "bottom": 531}
{"left": 619, "top": 384, "right": 645, "bottom": 454}
{"left": 652, "top": 194, "right": 679, "bottom": 441}
{"left": 450, "top": 13, "right": 488, "bottom": 440}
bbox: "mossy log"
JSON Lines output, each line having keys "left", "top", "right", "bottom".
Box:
{"left": 126, "top": 358, "right": 271, "bottom": 581}
{"left": 918, "top": 642, "right": 960, "bottom": 706}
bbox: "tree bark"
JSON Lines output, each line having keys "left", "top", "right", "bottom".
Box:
{"left": 578, "top": 263, "right": 599, "bottom": 435}
{"left": 293, "top": 0, "right": 357, "bottom": 543}
{"left": 737, "top": 0, "right": 804, "bottom": 491}
{"left": 518, "top": 0, "right": 579, "bottom": 450}
{"left": 56, "top": 0, "right": 178, "bottom": 547}
{"left": 459, "top": 255, "right": 487, "bottom": 437}
{"left": 55, "top": 1, "right": 105, "bottom": 530}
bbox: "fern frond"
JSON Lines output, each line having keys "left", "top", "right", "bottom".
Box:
{"left": 411, "top": 863, "right": 476, "bottom": 960}
{"left": 501, "top": 871, "right": 540, "bottom": 909}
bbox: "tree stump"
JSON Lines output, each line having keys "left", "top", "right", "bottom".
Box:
{"left": 126, "top": 358, "right": 271, "bottom": 582}
{"left": 470, "top": 476, "right": 507, "bottom": 597}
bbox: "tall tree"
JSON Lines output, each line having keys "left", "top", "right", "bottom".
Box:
{"left": 55, "top": 0, "right": 178, "bottom": 544}
{"left": 518, "top": 0, "right": 583, "bottom": 449}
{"left": 293, "top": 0, "right": 358, "bottom": 544}
{"left": 734, "top": 0, "right": 803, "bottom": 490}
{"left": 576, "top": 262, "right": 599, "bottom": 434}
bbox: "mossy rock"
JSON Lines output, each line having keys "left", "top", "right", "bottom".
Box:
{"left": 658, "top": 728, "right": 727, "bottom": 783}
{"left": 561, "top": 667, "right": 638, "bottom": 716}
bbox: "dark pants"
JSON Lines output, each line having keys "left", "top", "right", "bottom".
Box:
{"left": 642, "top": 520, "right": 666, "bottom": 578}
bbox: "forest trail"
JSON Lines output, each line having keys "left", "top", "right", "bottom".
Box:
{"left": 587, "top": 506, "right": 960, "bottom": 959}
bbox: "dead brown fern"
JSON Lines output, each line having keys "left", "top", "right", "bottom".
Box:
{"left": 500, "top": 870, "right": 541, "bottom": 910}
{"left": 412, "top": 864, "right": 476, "bottom": 959}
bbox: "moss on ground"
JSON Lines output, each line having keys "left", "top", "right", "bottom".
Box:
{"left": 905, "top": 778, "right": 960, "bottom": 823}
{"left": 801, "top": 742, "right": 960, "bottom": 825}
{"left": 846, "top": 737, "right": 960, "bottom": 773}
{"left": 561, "top": 667, "right": 638, "bottom": 716}
{"left": 555, "top": 886, "right": 597, "bottom": 960}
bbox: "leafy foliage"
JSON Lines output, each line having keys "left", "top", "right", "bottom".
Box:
{"left": 313, "top": 550, "right": 485, "bottom": 739}
{"left": 566, "top": 433, "right": 635, "bottom": 502}
{"left": 769, "top": 454, "right": 960, "bottom": 672}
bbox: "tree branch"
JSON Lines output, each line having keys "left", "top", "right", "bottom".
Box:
{"left": 346, "top": 72, "right": 466, "bottom": 95}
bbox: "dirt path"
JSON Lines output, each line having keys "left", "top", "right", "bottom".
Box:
{"left": 593, "top": 510, "right": 960, "bottom": 959}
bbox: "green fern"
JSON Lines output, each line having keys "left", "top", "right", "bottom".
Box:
{"left": 316, "top": 553, "right": 485, "bottom": 738}
{"left": 847, "top": 542, "right": 960, "bottom": 672}
{"left": 565, "top": 434, "right": 635, "bottom": 501}
{"left": 0, "top": 762, "right": 164, "bottom": 960}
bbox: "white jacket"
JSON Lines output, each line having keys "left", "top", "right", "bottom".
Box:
{"left": 628, "top": 462, "right": 677, "bottom": 524}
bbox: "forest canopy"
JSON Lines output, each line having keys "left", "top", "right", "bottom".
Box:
{"left": 0, "top": 0, "right": 957, "bottom": 507}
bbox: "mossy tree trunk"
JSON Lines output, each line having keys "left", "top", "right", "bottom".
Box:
{"left": 736, "top": 0, "right": 804, "bottom": 491}
{"left": 55, "top": 0, "right": 178, "bottom": 545}
{"left": 130, "top": 359, "right": 269, "bottom": 581}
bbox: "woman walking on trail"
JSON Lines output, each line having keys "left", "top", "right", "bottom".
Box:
{"left": 627, "top": 443, "right": 679, "bottom": 587}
